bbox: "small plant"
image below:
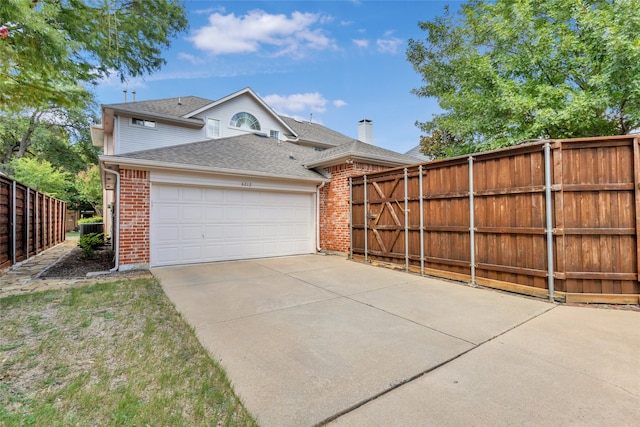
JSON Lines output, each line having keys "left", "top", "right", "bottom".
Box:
{"left": 79, "top": 232, "right": 104, "bottom": 257}
{"left": 78, "top": 216, "right": 103, "bottom": 224}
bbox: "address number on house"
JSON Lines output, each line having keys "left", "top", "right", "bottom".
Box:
{"left": 241, "top": 181, "right": 252, "bottom": 187}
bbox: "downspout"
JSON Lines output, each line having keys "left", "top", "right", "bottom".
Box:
{"left": 104, "top": 168, "right": 120, "bottom": 272}
{"left": 316, "top": 181, "right": 326, "bottom": 252}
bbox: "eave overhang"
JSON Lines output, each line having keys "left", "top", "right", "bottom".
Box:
{"left": 99, "top": 155, "right": 330, "bottom": 186}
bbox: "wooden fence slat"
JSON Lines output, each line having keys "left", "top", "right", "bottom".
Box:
{"left": 350, "top": 136, "right": 640, "bottom": 303}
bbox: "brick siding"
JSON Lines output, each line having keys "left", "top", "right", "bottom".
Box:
{"left": 118, "top": 169, "right": 150, "bottom": 266}
{"left": 320, "top": 162, "right": 388, "bottom": 253}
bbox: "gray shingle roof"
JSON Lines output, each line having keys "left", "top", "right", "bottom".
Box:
{"left": 404, "top": 145, "right": 432, "bottom": 161}
{"left": 104, "top": 96, "right": 213, "bottom": 118}
{"left": 279, "top": 116, "right": 353, "bottom": 147}
{"left": 305, "top": 140, "right": 420, "bottom": 168}
{"left": 111, "top": 134, "right": 326, "bottom": 180}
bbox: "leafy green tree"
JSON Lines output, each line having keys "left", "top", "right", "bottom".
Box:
{"left": 74, "top": 164, "right": 102, "bottom": 213}
{"left": 0, "top": 105, "right": 100, "bottom": 172}
{"left": 9, "top": 157, "right": 71, "bottom": 200}
{"left": 407, "top": 0, "right": 640, "bottom": 158}
{"left": 0, "top": 0, "right": 188, "bottom": 112}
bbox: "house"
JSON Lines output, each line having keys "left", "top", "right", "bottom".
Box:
{"left": 92, "top": 88, "right": 420, "bottom": 270}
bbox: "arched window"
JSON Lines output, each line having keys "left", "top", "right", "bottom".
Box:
{"left": 230, "top": 112, "right": 261, "bottom": 130}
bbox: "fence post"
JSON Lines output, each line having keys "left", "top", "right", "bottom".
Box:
{"left": 12, "top": 180, "right": 16, "bottom": 265}
{"left": 26, "top": 188, "right": 30, "bottom": 257}
{"left": 404, "top": 168, "right": 409, "bottom": 271}
{"left": 364, "top": 175, "right": 368, "bottom": 263}
{"left": 349, "top": 177, "right": 353, "bottom": 260}
{"left": 544, "top": 143, "right": 555, "bottom": 301}
{"left": 468, "top": 156, "right": 476, "bottom": 285}
{"left": 419, "top": 165, "right": 424, "bottom": 276}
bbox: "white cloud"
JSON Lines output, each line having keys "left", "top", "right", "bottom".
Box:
{"left": 189, "top": 10, "right": 336, "bottom": 58}
{"left": 194, "top": 6, "right": 225, "bottom": 15}
{"left": 178, "top": 52, "right": 205, "bottom": 64}
{"left": 333, "top": 99, "right": 347, "bottom": 108}
{"left": 352, "top": 38, "right": 369, "bottom": 48}
{"left": 377, "top": 37, "right": 403, "bottom": 54}
{"left": 263, "top": 92, "right": 328, "bottom": 114}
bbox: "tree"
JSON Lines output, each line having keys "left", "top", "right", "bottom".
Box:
{"left": 9, "top": 157, "right": 71, "bottom": 200}
{"left": 0, "top": 0, "right": 188, "bottom": 112}
{"left": 74, "top": 164, "right": 102, "bottom": 213}
{"left": 0, "top": 104, "right": 100, "bottom": 172}
{"left": 407, "top": 0, "right": 640, "bottom": 158}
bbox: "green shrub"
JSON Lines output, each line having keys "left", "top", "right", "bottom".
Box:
{"left": 78, "top": 216, "right": 103, "bottom": 224}
{"left": 79, "top": 232, "right": 104, "bottom": 257}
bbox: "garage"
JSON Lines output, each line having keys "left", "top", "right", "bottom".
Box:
{"left": 150, "top": 184, "right": 316, "bottom": 267}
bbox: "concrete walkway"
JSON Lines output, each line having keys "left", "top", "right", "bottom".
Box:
{"left": 153, "top": 255, "right": 640, "bottom": 427}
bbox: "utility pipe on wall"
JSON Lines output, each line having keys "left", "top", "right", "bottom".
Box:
{"left": 104, "top": 168, "right": 121, "bottom": 272}
{"left": 544, "top": 143, "right": 555, "bottom": 301}
{"left": 316, "top": 181, "right": 325, "bottom": 253}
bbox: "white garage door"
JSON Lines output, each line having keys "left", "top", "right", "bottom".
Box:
{"left": 150, "top": 184, "right": 315, "bottom": 267}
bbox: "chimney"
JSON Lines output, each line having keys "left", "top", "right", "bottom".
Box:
{"left": 358, "top": 119, "right": 373, "bottom": 144}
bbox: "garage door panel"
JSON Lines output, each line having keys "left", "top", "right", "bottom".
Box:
{"left": 155, "top": 185, "right": 180, "bottom": 201}
{"left": 181, "top": 246, "right": 203, "bottom": 261}
{"left": 156, "top": 205, "right": 179, "bottom": 221}
{"left": 151, "top": 184, "right": 315, "bottom": 266}
{"left": 205, "top": 206, "right": 224, "bottom": 220}
{"left": 182, "top": 187, "right": 203, "bottom": 202}
{"left": 181, "top": 225, "right": 203, "bottom": 240}
{"left": 181, "top": 206, "right": 203, "bottom": 221}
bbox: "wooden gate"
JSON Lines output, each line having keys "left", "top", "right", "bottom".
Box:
{"left": 351, "top": 136, "right": 640, "bottom": 304}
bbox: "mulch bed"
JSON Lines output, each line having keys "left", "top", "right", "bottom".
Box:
{"left": 40, "top": 245, "right": 115, "bottom": 278}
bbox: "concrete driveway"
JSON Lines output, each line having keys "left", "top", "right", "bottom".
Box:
{"left": 152, "top": 255, "right": 640, "bottom": 427}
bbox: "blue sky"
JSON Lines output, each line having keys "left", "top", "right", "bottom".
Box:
{"left": 94, "top": 1, "right": 461, "bottom": 154}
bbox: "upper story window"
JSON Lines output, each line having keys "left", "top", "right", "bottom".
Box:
{"left": 270, "top": 130, "right": 280, "bottom": 140}
{"left": 131, "top": 117, "right": 156, "bottom": 128}
{"left": 230, "top": 112, "right": 260, "bottom": 130}
{"left": 206, "top": 118, "right": 220, "bottom": 138}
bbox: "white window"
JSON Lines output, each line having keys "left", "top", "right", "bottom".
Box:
{"left": 131, "top": 117, "right": 156, "bottom": 128}
{"left": 206, "top": 118, "right": 220, "bottom": 138}
{"left": 230, "top": 112, "right": 261, "bottom": 130}
{"left": 270, "top": 130, "right": 280, "bottom": 140}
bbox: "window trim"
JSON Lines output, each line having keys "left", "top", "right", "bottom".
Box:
{"left": 206, "top": 118, "right": 221, "bottom": 139}
{"left": 230, "top": 112, "right": 261, "bottom": 131}
{"left": 131, "top": 117, "right": 156, "bottom": 129}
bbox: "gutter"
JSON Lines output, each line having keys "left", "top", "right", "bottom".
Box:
{"left": 99, "top": 155, "right": 329, "bottom": 184}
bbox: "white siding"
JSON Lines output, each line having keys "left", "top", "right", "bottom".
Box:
{"left": 115, "top": 116, "right": 206, "bottom": 154}
{"left": 114, "top": 92, "right": 291, "bottom": 154}
{"left": 194, "top": 93, "right": 289, "bottom": 140}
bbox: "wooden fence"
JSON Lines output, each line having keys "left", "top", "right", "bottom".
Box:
{"left": 0, "top": 175, "right": 66, "bottom": 270}
{"left": 350, "top": 135, "right": 640, "bottom": 304}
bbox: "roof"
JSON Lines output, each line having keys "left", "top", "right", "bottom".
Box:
{"left": 279, "top": 116, "right": 353, "bottom": 148}
{"left": 404, "top": 145, "right": 432, "bottom": 161}
{"left": 305, "top": 139, "right": 420, "bottom": 168}
{"left": 105, "top": 134, "right": 327, "bottom": 181}
{"left": 103, "top": 96, "right": 212, "bottom": 118}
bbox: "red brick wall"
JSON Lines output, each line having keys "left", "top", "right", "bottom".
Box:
{"left": 118, "top": 169, "right": 150, "bottom": 267}
{"left": 320, "top": 162, "right": 388, "bottom": 253}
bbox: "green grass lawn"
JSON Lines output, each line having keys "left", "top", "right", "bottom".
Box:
{"left": 0, "top": 278, "right": 257, "bottom": 426}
